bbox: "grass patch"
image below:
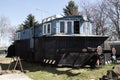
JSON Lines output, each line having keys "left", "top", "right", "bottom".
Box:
{"left": 0, "top": 56, "right": 118, "bottom": 80}
{"left": 25, "top": 63, "right": 116, "bottom": 80}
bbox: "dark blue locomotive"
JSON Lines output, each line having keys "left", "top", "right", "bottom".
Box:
{"left": 7, "top": 15, "right": 111, "bottom": 67}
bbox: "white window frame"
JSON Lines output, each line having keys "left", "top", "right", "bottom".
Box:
{"left": 59, "top": 20, "right": 73, "bottom": 34}
{"left": 59, "top": 21, "right": 65, "bottom": 33}
{"left": 80, "top": 22, "right": 93, "bottom": 35}
{"left": 43, "top": 24, "right": 47, "bottom": 35}
{"left": 67, "top": 21, "right": 73, "bottom": 34}
{"left": 46, "top": 23, "right": 51, "bottom": 34}
{"left": 42, "top": 23, "right": 51, "bottom": 35}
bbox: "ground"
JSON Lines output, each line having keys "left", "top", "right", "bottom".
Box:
{"left": 0, "top": 73, "right": 32, "bottom": 80}
{"left": 0, "top": 55, "right": 117, "bottom": 80}
{"left": 0, "top": 55, "right": 32, "bottom": 80}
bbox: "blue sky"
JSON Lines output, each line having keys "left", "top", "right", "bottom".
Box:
{"left": 0, "top": 0, "right": 98, "bottom": 26}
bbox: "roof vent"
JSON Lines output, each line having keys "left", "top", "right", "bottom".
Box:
{"left": 42, "top": 14, "right": 63, "bottom": 23}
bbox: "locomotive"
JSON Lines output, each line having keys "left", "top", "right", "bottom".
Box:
{"left": 7, "top": 15, "right": 112, "bottom": 67}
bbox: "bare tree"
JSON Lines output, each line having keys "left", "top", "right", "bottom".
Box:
{"left": 0, "top": 16, "right": 16, "bottom": 47}
{"left": 0, "top": 16, "right": 8, "bottom": 37}
{"left": 9, "top": 26, "right": 17, "bottom": 42}
{"left": 103, "top": 0, "right": 120, "bottom": 40}
{"left": 81, "top": 2, "right": 108, "bottom": 35}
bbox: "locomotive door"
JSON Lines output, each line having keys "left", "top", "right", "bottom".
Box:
{"left": 74, "top": 21, "right": 80, "bottom": 34}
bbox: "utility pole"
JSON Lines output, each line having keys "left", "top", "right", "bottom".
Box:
{"left": 32, "top": 9, "right": 49, "bottom": 60}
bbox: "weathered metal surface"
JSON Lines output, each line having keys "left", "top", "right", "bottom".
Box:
{"left": 9, "top": 36, "right": 108, "bottom": 67}
{"left": 6, "top": 34, "right": 110, "bottom": 67}
{"left": 14, "top": 39, "right": 33, "bottom": 60}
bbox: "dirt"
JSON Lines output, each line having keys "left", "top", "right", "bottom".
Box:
{"left": 0, "top": 73, "right": 32, "bottom": 80}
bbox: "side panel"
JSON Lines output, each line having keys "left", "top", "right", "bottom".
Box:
{"left": 34, "top": 36, "right": 108, "bottom": 66}
{"left": 20, "top": 29, "right": 31, "bottom": 40}
{"left": 15, "top": 39, "right": 33, "bottom": 60}
{"left": 34, "top": 37, "right": 56, "bottom": 62}
{"left": 14, "top": 36, "right": 108, "bottom": 67}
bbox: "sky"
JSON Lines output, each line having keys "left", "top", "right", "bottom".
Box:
{"left": 0, "top": 0, "right": 99, "bottom": 26}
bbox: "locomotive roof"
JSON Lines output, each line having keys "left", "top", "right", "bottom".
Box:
{"left": 42, "top": 15, "right": 85, "bottom": 24}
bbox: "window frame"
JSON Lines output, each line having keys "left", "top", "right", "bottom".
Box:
{"left": 59, "top": 20, "right": 73, "bottom": 34}
{"left": 47, "top": 23, "right": 51, "bottom": 34}
{"left": 59, "top": 21, "right": 65, "bottom": 33}
{"left": 43, "top": 23, "right": 51, "bottom": 35}
{"left": 43, "top": 24, "right": 47, "bottom": 35}
{"left": 67, "top": 21, "right": 73, "bottom": 34}
{"left": 80, "top": 22, "right": 93, "bottom": 35}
